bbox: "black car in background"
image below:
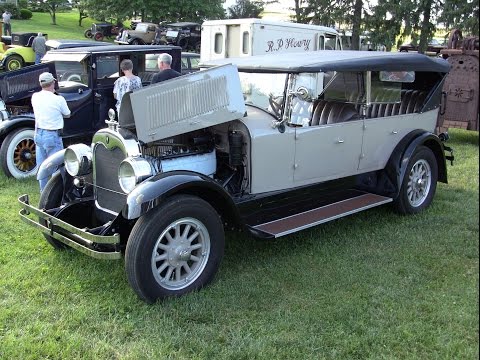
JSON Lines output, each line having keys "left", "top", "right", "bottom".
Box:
{"left": 0, "top": 45, "right": 182, "bottom": 179}
{"left": 398, "top": 39, "right": 446, "bottom": 56}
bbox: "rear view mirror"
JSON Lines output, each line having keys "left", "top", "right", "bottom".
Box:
{"left": 380, "top": 71, "right": 415, "bottom": 83}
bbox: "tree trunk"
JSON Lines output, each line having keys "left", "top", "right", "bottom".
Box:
{"left": 294, "top": 0, "right": 301, "bottom": 23}
{"left": 418, "top": 0, "right": 433, "bottom": 54}
{"left": 351, "top": 0, "right": 363, "bottom": 50}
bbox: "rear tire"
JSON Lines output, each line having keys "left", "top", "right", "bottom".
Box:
{"left": 393, "top": 146, "right": 438, "bottom": 214}
{"left": 125, "top": 195, "right": 225, "bottom": 303}
{"left": 38, "top": 172, "right": 67, "bottom": 249}
{"left": 0, "top": 128, "right": 37, "bottom": 179}
{"left": 94, "top": 32, "right": 104, "bottom": 41}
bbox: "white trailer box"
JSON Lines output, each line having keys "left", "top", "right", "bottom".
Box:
{"left": 201, "top": 18, "right": 342, "bottom": 62}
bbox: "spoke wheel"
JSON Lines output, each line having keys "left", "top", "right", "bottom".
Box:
{"left": 0, "top": 128, "right": 37, "bottom": 178}
{"left": 394, "top": 146, "right": 438, "bottom": 214}
{"left": 125, "top": 195, "right": 224, "bottom": 303}
{"left": 151, "top": 217, "right": 210, "bottom": 291}
{"left": 5, "top": 55, "right": 23, "bottom": 71}
{"left": 406, "top": 159, "right": 431, "bottom": 207}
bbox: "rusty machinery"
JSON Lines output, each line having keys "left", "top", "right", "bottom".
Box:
{"left": 437, "top": 29, "right": 479, "bottom": 133}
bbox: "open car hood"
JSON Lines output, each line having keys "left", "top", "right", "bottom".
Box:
{"left": 0, "top": 62, "right": 56, "bottom": 103}
{"left": 119, "top": 64, "right": 246, "bottom": 142}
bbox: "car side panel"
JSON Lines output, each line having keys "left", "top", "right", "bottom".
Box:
{"left": 359, "top": 109, "right": 438, "bottom": 172}
{"left": 241, "top": 107, "right": 296, "bottom": 194}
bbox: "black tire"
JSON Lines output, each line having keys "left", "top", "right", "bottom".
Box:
{"left": 5, "top": 55, "right": 24, "bottom": 71}
{"left": 125, "top": 195, "right": 225, "bottom": 303}
{"left": 84, "top": 29, "right": 93, "bottom": 38}
{"left": 393, "top": 146, "right": 438, "bottom": 214}
{"left": 0, "top": 128, "right": 37, "bottom": 178}
{"left": 38, "top": 172, "right": 67, "bottom": 249}
{"left": 131, "top": 38, "right": 143, "bottom": 45}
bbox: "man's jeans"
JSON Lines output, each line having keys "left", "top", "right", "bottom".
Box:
{"left": 34, "top": 129, "right": 63, "bottom": 192}
{"left": 35, "top": 53, "right": 43, "bottom": 64}
{"left": 3, "top": 23, "right": 11, "bottom": 36}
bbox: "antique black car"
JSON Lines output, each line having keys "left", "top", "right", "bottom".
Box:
{"left": 84, "top": 23, "right": 121, "bottom": 41}
{"left": 0, "top": 45, "right": 182, "bottom": 179}
{"left": 164, "top": 22, "right": 201, "bottom": 52}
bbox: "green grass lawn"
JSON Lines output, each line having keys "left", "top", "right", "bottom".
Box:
{"left": 0, "top": 129, "right": 478, "bottom": 359}
{"left": 10, "top": 11, "right": 110, "bottom": 40}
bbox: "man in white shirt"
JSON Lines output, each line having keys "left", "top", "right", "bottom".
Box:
{"left": 32, "top": 72, "right": 71, "bottom": 192}
{"left": 2, "top": 10, "right": 11, "bottom": 36}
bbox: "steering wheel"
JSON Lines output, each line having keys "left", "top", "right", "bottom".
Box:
{"left": 268, "top": 94, "right": 283, "bottom": 118}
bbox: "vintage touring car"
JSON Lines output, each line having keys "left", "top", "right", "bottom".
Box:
{"left": 19, "top": 51, "right": 453, "bottom": 303}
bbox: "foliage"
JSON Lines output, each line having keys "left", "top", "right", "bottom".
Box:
{"left": 76, "top": 0, "right": 225, "bottom": 24}
{"left": 227, "top": 0, "right": 265, "bottom": 19}
{"left": 439, "top": 0, "right": 479, "bottom": 36}
{"left": 19, "top": 8, "right": 33, "bottom": 20}
{"left": 28, "top": 0, "right": 71, "bottom": 24}
{"left": 0, "top": 4, "right": 20, "bottom": 18}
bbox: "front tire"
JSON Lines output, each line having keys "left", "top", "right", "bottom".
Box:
{"left": 125, "top": 195, "right": 225, "bottom": 303}
{"left": 38, "top": 172, "right": 66, "bottom": 249}
{"left": 84, "top": 29, "right": 93, "bottom": 38}
{"left": 394, "top": 146, "right": 438, "bottom": 214}
{"left": 94, "top": 32, "right": 104, "bottom": 41}
{"left": 5, "top": 55, "right": 24, "bottom": 71}
{"left": 0, "top": 128, "right": 37, "bottom": 178}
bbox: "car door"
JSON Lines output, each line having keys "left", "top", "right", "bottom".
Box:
{"left": 292, "top": 72, "right": 364, "bottom": 185}
{"left": 294, "top": 121, "right": 363, "bottom": 185}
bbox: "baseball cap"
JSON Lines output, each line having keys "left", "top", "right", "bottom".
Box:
{"left": 39, "top": 72, "right": 56, "bottom": 84}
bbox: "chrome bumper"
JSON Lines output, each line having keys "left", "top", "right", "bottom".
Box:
{"left": 18, "top": 194, "right": 121, "bottom": 260}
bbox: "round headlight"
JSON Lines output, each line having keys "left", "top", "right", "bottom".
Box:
{"left": 118, "top": 157, "right": 153, "bottom": 193}
{"left": 64, "top": 144, "right": 92, "bottom": 176}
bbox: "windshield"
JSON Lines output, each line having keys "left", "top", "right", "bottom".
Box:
{"left": 238, "top": 72, "right": 287, "bottom": 114}
{"left": 135, "top": 23, "right": 149, "bottom": 32}
{"left": 55, "top": 60, "right": 88, "bottom": 85}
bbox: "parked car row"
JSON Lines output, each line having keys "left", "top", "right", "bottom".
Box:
{"left": 0, "top": 33, "right": 109, "bottom": 71}
{"left": 398, "top": 39, "right": 446, "bottom": 56}
{"left": 114, "top": 21, "right": 201, "bottom": 52}
{"left": 0, "top": 45, "right": 183, "bottom": 179}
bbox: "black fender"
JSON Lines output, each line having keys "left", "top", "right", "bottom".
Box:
{"left": 383, "top": 130, "right": 448, "bottom": 198}
{"left": 0, "top": 115, "right": 35, "bottom": 142}
{"left": 124, "top": 170, "right": 241, "bottom": 227}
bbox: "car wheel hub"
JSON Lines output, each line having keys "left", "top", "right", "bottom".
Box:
{"left": 151, "top": 217, "right": 210, "bottom": 290}
{"left": 407, "top": 159, "right": 431, "bottom": 207}
{"left": 15, "top": 139, "right": 36, "bottom": 171}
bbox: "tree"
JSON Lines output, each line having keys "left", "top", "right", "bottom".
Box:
{"left": 227, "top": 0, "right": 264, "bottom": 19}
{"left": 291, "top": 0, "right": 344, "bottom": 27}
{"left": 71, "top": 0, "right": 89, "bottom": 27}
{"left": 439, "top": 0, "right": 479, "bottom": 36}
{"left": 29, "top": 0, "right": 70, "bottom": 25}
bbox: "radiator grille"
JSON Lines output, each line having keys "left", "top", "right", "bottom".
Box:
{"left": 93, "top": 144, "right": 127, "bottom": 214}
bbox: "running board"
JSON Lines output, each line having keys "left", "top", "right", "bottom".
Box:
{"left": 249, "top": 193, "right": 392, "bottom": 238}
